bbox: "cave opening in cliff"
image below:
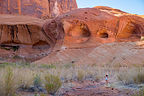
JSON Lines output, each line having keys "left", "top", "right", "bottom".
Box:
{"left": 32, "top": 40, "right": 50, "bottom": 50}
{"left": 99, "top": 33, "right": 109, "bottom": 38}
{"left": 81, "top": 28, "right": 91, "bottom": 37}
{"left": 69, "top": 23, "right": 91, "bottom": 38}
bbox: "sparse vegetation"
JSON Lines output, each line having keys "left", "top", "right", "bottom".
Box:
{"left": 0, "top": 66, "right": 17, "bottom": 96}
{"left": 0, "top": 45, "right": 19, "bottom": 51}
{"left": 39, "top": 64, "right": 56, "bottom": 69}
{"left": 117, "top": 68, "right": 144, "bottom": 85}
{"left": 77, "top": 70, "right": 85, "bottom": 81}
{"left": 44, "top": 74, "right": 62, "bottom": 95}
{"left": 131, "top": 88, "right": 144, "bottom": 96}
{"left": 64, "top": 63, "right": 75, "bottom": 69}
{"left": 4, "top": 67, "right": 15, "bottom": 96}
{"left": 0, "top": 62, "right": 144, "bottom": 95}
{"left": 33, "top": 74, "right": 41, "bottom": 87}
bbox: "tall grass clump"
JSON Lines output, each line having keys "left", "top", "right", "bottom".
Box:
{"left": 44, "top": 74, "right": 62, "bottom": 95}
{"left": 77, "top": 70, "right": 85, "bottom": 81}
{"left": 0, "top": 69, "right": 5, "bottom": 95}
{"left": 1, "top": 66, "right": 17, "bottom": 96}
{"left": 14, "top": 68, "right": 35, "bottom": 89}
{"left": 117, "top": 68, "right": 144, "bottom": 85}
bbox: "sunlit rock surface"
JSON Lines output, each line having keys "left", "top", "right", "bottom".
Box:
{"left": 0, "top": 0, "right": 77, "bottom": 18}
{"left": 34, "top": 7, "right": 144, "bottom": 64}
{"left": 0, "top": 6, "right": 144, "bottom": 63}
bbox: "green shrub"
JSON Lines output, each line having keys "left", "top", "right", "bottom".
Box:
{"left": 33, "top": 74, "right": 41, "bottom": 87}
{"left": 44, "top": 74, "right": 62, "bottom": 95}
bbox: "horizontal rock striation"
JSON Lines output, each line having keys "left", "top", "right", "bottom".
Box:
{"left": 0, "top": 15, "right": 61, "bottom": 61}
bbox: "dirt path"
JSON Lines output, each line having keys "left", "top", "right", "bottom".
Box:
{"left": 18, "top": 80, "right": 132, "bottom": 96}
{"left": 59, "top": 80, "right": 131, "bottom": 96}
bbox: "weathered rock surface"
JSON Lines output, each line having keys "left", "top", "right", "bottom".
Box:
{"left": 34, "top": 41, "right": 144, "bottom": 66}
{"left": 0, "top": 14, "right": 57, "bottom": 61}
{"left": 0, "top": 0, "right": 77, "bottom": 18}
{"left": 139, "top": 15, "right": 144, "bottom": 18}
{"left": 34, "top": 7, "right": 144, "bottom": 64}
{"left": 43, "top": 7, "right": 144, "bottom": 48}
{"left": 0, "top": 6, "right": 144, "bottom": 63}
{"left": 94, "top": 6, "right": 129, "bottom": 17}
{"left": 0, "top": 15, "right": 45, "bottom": 45}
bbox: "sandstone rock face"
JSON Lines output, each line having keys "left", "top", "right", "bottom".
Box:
{"left": 43, "top": 7, "right": 144, "bottom": 48}
{"left": 0, "top": 15, "right": 57, "bottom": 61}
{"left": 0, "top": 0, "right": 77, "bottom": 18}
{"left": 34, "top": 7, "right": 144, "bottom": 64}
{"left": 139, "top": 15, "right": 144, "bottom": 18}
{"left": 0, "top": 6, "right": 144, "bottom": 63}
{"left": 0, "top": 15, "right": 45, "bottom": 45}
{"left": 94, "top": 6, "right": 128, "bottom": 17}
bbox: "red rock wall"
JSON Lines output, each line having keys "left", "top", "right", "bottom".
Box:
{"left": 43, "top": 8, "right": 144, "bottom": 49}
{"left": 0, "top": 0, "right": 77, "bottom": 18}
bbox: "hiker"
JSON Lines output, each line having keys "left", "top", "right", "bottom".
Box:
{"left": 105, "top": 74, "right": 109, "bottom": 86}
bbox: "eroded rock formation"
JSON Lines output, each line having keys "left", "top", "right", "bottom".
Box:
{"left": 0, "top": 6, "right": 144, "bottom": 63}
{"left": 34, "top": 7, "right": 144, "bottom": 64}
{"left": 0, "top": 15, "right": 57, "bottom": 61}
{"left": 0, "top": 0, "right": 77, "bottom": 18}
{"left": 43, "top": 7, "right": 144, "bottom": 48}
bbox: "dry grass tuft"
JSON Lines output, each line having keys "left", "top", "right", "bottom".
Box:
{"left": 0, "top": 66, "right": 17, "bottom": 96}
{"left": 77, "top": 70, "right": 85, "bottom": 81}
{"left": 44, "top": 74, "right": 62, "bottom": 95}
{"left": 0, "top": 61, "right": 144, "bottom": 95}
{"left": 117, "top": 68, "right": 144, "bottom": 85}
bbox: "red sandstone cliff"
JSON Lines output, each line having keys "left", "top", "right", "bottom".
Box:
{"left": 42, "top": 7, "right": 144, "bottom": 49}
{"left": 34, "top": 7, "right": 144, "bottom": 64}
{"left": 0, "top": 15, "right": 55, "bottom": 61}
{"left": 0, "top": 0, "right": 77, "bottom": 18}
{"left": 0, "top": 6, "right": 144, "bottom": 63}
